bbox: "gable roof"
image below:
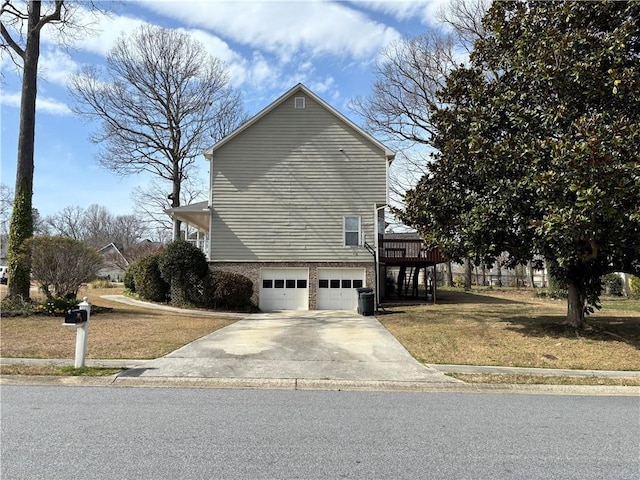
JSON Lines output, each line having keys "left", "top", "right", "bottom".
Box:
{"left": 98, "top": 242, "right": 129, "bottom": 267}
{"left": 203, "top": 83, "right": 395, "bottom": 162}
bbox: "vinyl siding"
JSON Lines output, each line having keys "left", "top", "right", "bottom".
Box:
{"left": 209, "top": 93, "right": 387, "bottom": 262}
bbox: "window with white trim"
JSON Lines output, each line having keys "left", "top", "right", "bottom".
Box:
{"left": 294, "top": 96, "right": 306, "bottom": 109}
{"left": 344, "top": 216, "right": 361, "bottom": 246}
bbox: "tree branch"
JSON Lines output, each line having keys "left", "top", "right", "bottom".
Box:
{"left": 0, "top": 20, "right": 24, "bottom": 58}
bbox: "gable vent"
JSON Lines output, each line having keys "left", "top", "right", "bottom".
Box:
{"left": 294, "top": 96, "right": 306, "bottom": 109}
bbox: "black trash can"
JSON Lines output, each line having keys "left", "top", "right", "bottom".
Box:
{"left": 356, "top": 287, "right": 375, "bottom": 316}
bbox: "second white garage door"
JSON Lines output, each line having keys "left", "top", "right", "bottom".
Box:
{"left": 260, "top": 268, "right": 309, "bottom": 311}
{"left": 317, "top": 268, "right": 366, "bottom": 310}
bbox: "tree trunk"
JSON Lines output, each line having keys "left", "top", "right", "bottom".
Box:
{"left": 527, "top": 260, "right": 535, "bottom": 288}
{"left": 566, "top": 283, "right": 585, "bottom": 328}
{"left": 463, "top": 258, "right": 472, "bottom": 291}
{"left": 444, "top": 261, "right": 453, "bottom": 287}
{"left": 171, "top": 177, "right": 181, "bottom": 240}
{"left": 7, "top": 1, "right": 41, "bottom": 300}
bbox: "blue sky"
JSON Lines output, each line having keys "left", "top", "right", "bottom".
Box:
{"left": 1, "top": 0, "right": 446, "bottom": 218}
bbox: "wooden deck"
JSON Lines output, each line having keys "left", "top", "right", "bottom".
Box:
{"left": 379, "top": 238, "right": 445, "bottom": 265}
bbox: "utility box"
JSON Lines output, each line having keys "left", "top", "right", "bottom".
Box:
{"left": 356, "top": 287, "right": 375, "bottom": 316}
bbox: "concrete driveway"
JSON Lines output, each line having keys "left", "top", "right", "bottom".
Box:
{"left": 120, "top": 310, "right": 457, "bottom": 383}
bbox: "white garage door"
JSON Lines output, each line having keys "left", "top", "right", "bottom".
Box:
{"left": 260, "top": 268, "right": 309, "bottom": 311}
{"left": 317, "top": 268, "right": 366, "bottom": 310}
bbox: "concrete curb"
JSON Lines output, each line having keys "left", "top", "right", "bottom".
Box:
{"left": 4, "top": 358, "right": 638, "bottom": 379}
{"left": 1, "top": 374, "right": 638, "bottom": 396}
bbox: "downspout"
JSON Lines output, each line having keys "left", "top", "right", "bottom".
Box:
{"left": 374, "top": 204, "right": 388, "bottom": 310}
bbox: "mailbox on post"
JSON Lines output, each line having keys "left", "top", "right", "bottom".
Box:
{"left": 62, "top": 298, "right": 91, "bottom": 368}
{"left": 64, "top": 309, "right": 87, "bottom": 324}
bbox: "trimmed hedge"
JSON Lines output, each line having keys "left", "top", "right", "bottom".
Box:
{"left": 133, "top": 253, "right": 169, "bottom": 302}
{"left": 211, "top": 270, "right": 253, "bottom": 310}
{"left": 131, "top": 239, "right": 254, "bottom": 310}
{"left": 159, "top": 240, "right": 209, "bottom": 304}
{"left": 123, "top": 260, "right": 138, "bottom": 292}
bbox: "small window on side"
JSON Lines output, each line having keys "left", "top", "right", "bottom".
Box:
{"left": 344, "top": 216, "right": 361, "bottom": 246}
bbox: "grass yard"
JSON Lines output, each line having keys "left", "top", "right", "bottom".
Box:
{"left": 0, "top": 286, "right": 237, "bottom": 360}
{"left": 378, "top": 288, "right": 640, "bottom": 371}
{"left": 448, "top": 373, "right": 640, "bottom": 386}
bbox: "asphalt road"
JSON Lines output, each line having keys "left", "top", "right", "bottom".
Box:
{"left": 2, "top": 386, "right": 638, "bottom": 479}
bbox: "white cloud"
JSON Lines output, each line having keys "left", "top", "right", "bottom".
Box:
{"left": 356, "top": 0, "right": 454, "bottom": 26}
{"left": 1, "top": 91, "right": 72, "bottom": 116}
{"left": 64, "top": 12, "right": 147, "bottom": 57}
{"left": 140, "top": 0, "right": 401, "bottom": 62}
{"left": 38, "top": 48, "right": 79, "bottom": 86}
{"left": 355, "top": 1, "right": 431, "bottom": 21}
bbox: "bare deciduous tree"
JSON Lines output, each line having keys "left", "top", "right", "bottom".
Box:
{"left": 131, "top": 174, "right": 207, "bottom": 239}
{"left": 45, "top": 205, "right": 86, "bottom": 240}
{"left": 70, "top": 24, "right": 246, "bottom": 240}
{"left": 28, "top": 235, "right": 103, "bottom": 299}
{"left": 45, "top": 204, "right": 147, "bottom": 249}
{"left": 350, "top": 0, "right": 490, "bottom": 215}
{"left": 1, "top": 0, "right": 105, "bottom": 300}
{"left": 0, "top": 184, "right": 14, "bottom": 236}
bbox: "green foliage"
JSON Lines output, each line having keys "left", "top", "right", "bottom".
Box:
{"left": 630, "top": 275, "right": 640, "bottom": 297}
{"left": 28, "top": 236, "right": 103, "bottom": 300}
{"left": 6, "top": 181, "right": 34, "bottom": 300}
{"left": 210, "top": 270, "right": 254, "bottom": 310}
{"left": 602, "top": 274, "right": 623, "bottom": 296}
{"left": 133, "top": 253, "right": 169, "bottom": 303}
{"left": 158, "top": 240, "right": 208, "bottom": 304}
{"left": 0, "top": 296, "right": 35, "bottom": 317}
{"left": 400, "top": 1, "right": 640, "bottom": 327}
{"left": 185, "top": 270, "right": 254, "bottom": 310}
{"left": 123, "top": 261, "right": 138, "bottom": 292}
{"left": 547, "top": 274, "right": 568, "bottom": 300}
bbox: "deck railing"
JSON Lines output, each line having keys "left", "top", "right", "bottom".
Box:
{"left": 379, "top": 238, "right": 444, "bottom": 264}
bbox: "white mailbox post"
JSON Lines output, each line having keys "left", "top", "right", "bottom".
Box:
{"left": 63, "top": 297, "right": 91, "bottom": 368}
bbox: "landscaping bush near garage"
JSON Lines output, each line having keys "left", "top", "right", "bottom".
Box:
{"left": 133, "top": 252, "right": 169, "bottom": 302}
{"left": 125, "top": 239, "right": 255, "bottom": 311}
{"left": 210, "top": 270, "right": 253, "bottom": 310}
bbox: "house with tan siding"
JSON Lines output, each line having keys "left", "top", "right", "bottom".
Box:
{"left": 168, "top": 84, "right": 394, "bottom": 311}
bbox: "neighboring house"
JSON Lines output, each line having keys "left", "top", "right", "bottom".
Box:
{"left": 168, "top": 83, "right": 398, "bottom": 311}
{"left": 98, "top": 243, "right": 129, "bottom": 282}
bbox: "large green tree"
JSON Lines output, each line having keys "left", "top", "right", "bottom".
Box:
{"left": 403, "top": 1, "right": 640, "bottom": 327}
